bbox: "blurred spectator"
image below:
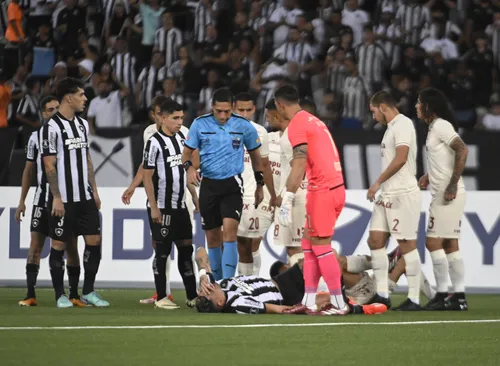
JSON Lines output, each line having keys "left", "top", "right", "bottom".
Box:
{"left": 395, "top": 0, "right": 430, "bottom": 46}
{"left": 324, "top": 10, "right": 353, "bottom": 52}
{"left": 105, "top": 2, "right": 128, "bottom": 50}
{"left": 111, "top": 35, "right": 138, "bottom": 94}
{"left": 223, "top": 47, "right": 250, "bottom": 93}
{"left": 200, "top": 24, "right": 229, "bottom": 73}
{"left": 342, "top": 0, "right": 370, "bottom": 47}
{"left": 198, "top": 68, "right": 221, "bottom": 115}
{"left": 0, "top": 75, "right": 15, "bottom": 186}
{"left": 88, "top": 80, "right": 129, "bottom": 133}
{"left": 268, "top": 0, "right": 304, "bottom": 50}
{"left": 194, "top": 0, "right": 218, "bottom": 46}
{"left": 447, "top": 60, "right": 476, "bottom": 129}
{"left": 374, "top": 6, "right": 402, "bottom": 70}
{"left": 154, "top": 11, "right": 183, "bottom": 69}
{"left": 420, "top": 19, "right": 459, "bottom": 60}
{"left": 158, "top": 76, "right": 184, "bottom": 106}
{"left": 16, "top": 77, "right": 41, "bottom": 144}
{"left": 43, "top": 61, "right": 68, "bottom": 96}
{"left": 138, "top": 0, "right": 166, "bottom": 66}
{"left": 5, "top": 0, "right": 25, "bottom": 43}
{"left": 356, "top": 25, "right": 388, "bottom": 95}
{"left": 136, "top": 50, "right": 166, "bottom": 110}
{"left": 481, "top": 96, "right": 500, "bottom": 130}
{"left": 341, "top": 54, "right": 368, "bottom": 129}
{"left": 485, "top": 9, "right": 500, "bottom": 70}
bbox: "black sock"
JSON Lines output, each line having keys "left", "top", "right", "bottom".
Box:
{"left": 26, "top": 263, "right": 39, "bottom": 299}
{"left": 177, "top": 245, "right": 197, "bottom": 300}
{"left": 66, "top": 265, "right": 81, "bottom": 299}
{"left": 153, "top": 241, "right": 172, "bottom": 300}
{"left": 83, "top": 245, "right": 101, "bottom": 295}
{"left": 49, "top": 248, "right": 65, "bottom": 300}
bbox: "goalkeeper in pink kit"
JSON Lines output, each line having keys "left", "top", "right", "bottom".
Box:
{"left": 274, "top": 85, "right": 348, "bottom": 315}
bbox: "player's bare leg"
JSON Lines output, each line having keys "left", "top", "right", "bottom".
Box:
{"left": 81, "top": 234, "right": 109, "bottom": 307}
{"left": 388, "top": 255, "right": 436, "bottom": 301}
{"left": 65, "top": 236, "right": 86, "bottom": 307}
{"left": 424, "top": 237, "right": 449, "bottom": 310}
{"left": 443, "top": 238, "right": 467, "bottom": 310}
{"left": 206, "top": 227, "right": 224, "bottom": 280}
{"left": 220, "top": 218, "right": 239, "bottom": 278}
{"left": 367, "top": 230, "right": 392, "bottom": 308}
{"left": 237, "top": 236, "right": 254, "bottom": 275}
{"left": 19, "top": 232, "right": 45, "bottom": 306}
{"left": 392, "top": 239, "right": 422, "bottom": 311}
{"left": 174, "top": 239, "right": 197, "bottom": 307}
{"left": 251, "top": 238, "right": 262, "bottom": 275}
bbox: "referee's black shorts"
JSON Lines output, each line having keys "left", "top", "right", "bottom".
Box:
{"left": 47, "top": 199, "right": 101, "bottom": 242}
{"left": 199, "top": 175, "right": 243, "bottom": 230}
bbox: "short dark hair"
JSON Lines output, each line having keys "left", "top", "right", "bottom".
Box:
{"left": 56, "top": 77, "right": 85, "bottom": 102}
{"left": 370, "top": 90, "right": 396, "bottom": 107}
{"left": 212, "top": 87, "right": 233, "bottom": 105}
{"left": 234, "top": 92, "right": 255, "bottom": 104}
{"left": 265, "top": 98, "right": 277, "bottom": 110}
{"left": 159, "top": 98, "right": 183, "bottom": 115}
{"left": 195, "top": 296, "right": 220, "bottom": 313}
{"left": 300, "top": 98, "right": 317, "bottom": 114}
{"left": 274, "top": 85, "right": 299, "bottom": 104}
{"left": 150, "top": 95, "right": 169, "bottom": 111}
{"left": 418, "top": 87, "right": 458, "bottom": 131}
{"left": 269, "top": 260, "right": 286, "bottom": 278}
{"left": 40, "top": 95, "right": 58, "bottom": 111}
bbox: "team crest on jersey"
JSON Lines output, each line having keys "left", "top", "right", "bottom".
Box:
{"left": 144, "top": 151, "right": 149, "bottom": 161}
{"left": 201, "top": 137, "right": 210, "bottom": 148}
{"left": 232, "top": 137, "right": 241, "bottom": 150}
{"left": 42, "top": 139, "right": 49, "bottom": 149}
{"left": 78, "top": 125, "right": 85, "bottom": 133}
{"left": 160, "top": 228, "right": 169, "bottom": 237}
{"left": 32, "top": 219, "right": 39, "bottom": 228}
{"left": 55, "top": 228, "right": 64, "bottom": 237}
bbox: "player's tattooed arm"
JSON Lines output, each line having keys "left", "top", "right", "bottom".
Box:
{"left": 286, "top": 144, "right": 308, "bottom": 194}
{"left": 195, "top": 247, "right": 213, "bottom": 273}
{"left": 43, "top": 156, "right": 61, "bottom": 198}
{"left": 87, "top": 152, "right": 98, "bottom": 194}
{"left": 447, "top": 136, "right": 468, "bottom": 195}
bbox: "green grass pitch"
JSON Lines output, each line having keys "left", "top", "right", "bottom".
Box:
{"left": 1, "top": 288, "right": 499, "bottom": 366}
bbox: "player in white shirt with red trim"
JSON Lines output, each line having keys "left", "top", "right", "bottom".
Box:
{"left": 234, "top": 93, "right": 277, "bottom": 276}
{"left": 416, "top": 88, "right": 468, "bottom": 311}
{"left": 367, "top": 91, "right": 423, "bottom": 311}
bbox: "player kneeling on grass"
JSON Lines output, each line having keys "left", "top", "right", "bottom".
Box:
{"left": 194, "top": 248, "right": 387, "bottom": 315}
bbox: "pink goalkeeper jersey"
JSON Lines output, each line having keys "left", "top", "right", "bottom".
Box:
{"left": 288, "top": 110, "right": 344, "bottom": 191}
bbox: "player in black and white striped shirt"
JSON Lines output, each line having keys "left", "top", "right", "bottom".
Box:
{"left": 142, "top": 99, "right": 198, "bottom": 309}
{"left": 41, "top": 78, "right": 108, "bottom": 308}
{"left": 15, "top": 96, "right": 83, "bottom": 307}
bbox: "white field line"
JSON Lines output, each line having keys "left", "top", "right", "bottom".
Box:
{"left": 1, "top": 319, "right": 500, "bottom": 331}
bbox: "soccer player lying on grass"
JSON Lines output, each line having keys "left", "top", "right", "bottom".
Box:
{"left": 194, "top": 248, "right": 387, "bottom": 314}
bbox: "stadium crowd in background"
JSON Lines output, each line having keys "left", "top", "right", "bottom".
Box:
{"left": 2, "top": 0, "right": 500, "bottom": 157}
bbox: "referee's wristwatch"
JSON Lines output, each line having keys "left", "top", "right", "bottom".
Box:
{"left": 254, "top": 171, "right": 264, "bottom": 186}
{"left": 183, "top": 160, "right": 193, "bottom": 171}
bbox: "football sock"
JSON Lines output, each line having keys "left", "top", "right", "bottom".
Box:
{"left": 346, "top": 255, "right": 371, "bottom": 273}
{"left": 301, "top": 238, "right": 320, "bottom": 307}
{"left": 66, "top": 265, "right": 81, "bottom": 299}
{"left": 208, "top": 247, "right": 223, "bottom": 280}
{"left": 153, "top": 251, "right": 168, "bottom": 301}
{"left": 177, "top": 245, "right": 197, "bottom": 300}
{"left": 252, "top": 249, "right": 261, "bottom": 275}
{"left": 83, "top": 245, "right": 101, "bottom": 295}
{"left": 371, "top": 248, "right": 389, "bottom": 298}
{"left": 430, "top": 249, "right": 449, "bottom": 293}
{"left": 49, "top": 248, "right": 65, "bottom": 300}
{"left": 388, "top": 278, "right": 397, "bottom": 293}
{"left": 166, "top": 255, "right": 172, "bottom": 295}
{"left": 222, "top": 241, "right": 238, "bottom": 278}
{"left": 403, "top": 249, "right": 422, "bottom": 304}
{"left": 312, "top": 244, "right": 345, "bottom": 309}
{"left": 238, "top": 262, "right": 253, "bottom": 276}
{"left": 420, "top": 271, "right": 436, "bottom": 300}
{"left": 26, "top": 263, "right": 39, "bottom": 299}
{"left": 447, "top": 251, "right": 465, "bottom": 293}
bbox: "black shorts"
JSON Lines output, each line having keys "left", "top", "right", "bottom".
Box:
{"left": 47, "top": 199, "right": 101, "bottom": 242}
{"left": 272, "top": 263, "right": 305, "bottom": 306}
{"left": 30, "top": 205, "right": 49, "bottom": 236}
{"left": 147, "top": 207, "right": 193, "bottom": 243}
{"left": 199, "top": 175, "right": 243, "bottom": 230}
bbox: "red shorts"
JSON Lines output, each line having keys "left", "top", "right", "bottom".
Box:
{"left": 305, "top": 185, "right": 345, "bottom": 238}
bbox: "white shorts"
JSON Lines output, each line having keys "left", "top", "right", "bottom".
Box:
{"left": 273, "top": 198, "right": 306, "bottom": 248}
{"left": 426, "top": 192, "right": 465, "bottom": 239}
{"left": 237, "top": 198, "right": 274, "bottom": 238}
{"left": 369, "top": 189, "right": 420, "bottom": 241}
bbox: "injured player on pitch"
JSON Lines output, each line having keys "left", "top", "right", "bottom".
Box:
{"left": 194, "top": 247, "right": 388, "bottom": 315}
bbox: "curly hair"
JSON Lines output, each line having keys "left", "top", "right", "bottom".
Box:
{"left": 418, "top": 87, "right": 458, "bottom": 131}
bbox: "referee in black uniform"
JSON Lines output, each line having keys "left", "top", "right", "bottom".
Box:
{"left": 41, "top": 78, "right": 108, "bottom": 308}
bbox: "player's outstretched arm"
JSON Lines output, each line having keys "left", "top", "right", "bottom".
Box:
{"left": 264, "top": 303, "right": 293, "bottom": 314}
{"left": 15, "top": 161, "right": 35, "bottom": 222}
{"left": 445, "top": 136, "right": 468, "bottom": 201}
{"left": 286, "top": 144, "right": 308, "bottom": 194}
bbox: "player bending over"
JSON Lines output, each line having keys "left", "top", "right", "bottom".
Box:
{"left": 194, "top": 248, "right": 386, "bottom": 315}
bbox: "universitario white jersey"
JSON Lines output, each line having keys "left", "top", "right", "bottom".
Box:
{"left": 279, "top": 128, "right": 307, "bottom": 198}
{"left": 26, "top": 129, "right": 48, "bottom": 207}
{"left": 267, "top": 131, "right": 281, "bottom": 199}
{"left": 242, "top": 121, "right": 269, "bottom": 199}
{"left": 41, "top": 114, "right": 93, "bottom": 203}
{"left": 380, "top": 114, "right": 418, "bottom": 195}
{"left": 218, "top": 275, "right": 283, "bottom": 314}
{"left": 425, "top": 118, "right": 465, "bottom": 195}
{"left": 143, "top": 126, "right": 190, "bottom": 210}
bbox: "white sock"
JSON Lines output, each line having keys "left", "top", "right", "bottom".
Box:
{"left": 238, "top": 262, "right": 253, "bottom": 276}
{"left": 302, "top": 292, "right": 316, "bottom": 308}
{"left": 330, "top": 294, "right": 346, "bottom": 309}
{"left": 430, "top": 249, "right": 449, "bottom": 293}
{"left": 289, "top": 252, "right": 304, "bottom": 266}
{"left": 403, "top": 249, "right": 422, "bottom": 304}
{"left": 346, "top": 255, "right": 371, "bottom": 273}
{"left": 447, "top": 251, "right": 465, "bottom": 293}
{"left": 388, "top": 278, "right": 397, "bottom": 294}
{"left": 166, "top": 255, "right": 171, "bottom": 295}
{"left": 252, "top": 250, "right": 261, "bottom": 276}
{"left": 420, "top": 271, "right": 436, "bottom": 300}
{"left": 371, "top": 248, "right": 389, "bottom": 298}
